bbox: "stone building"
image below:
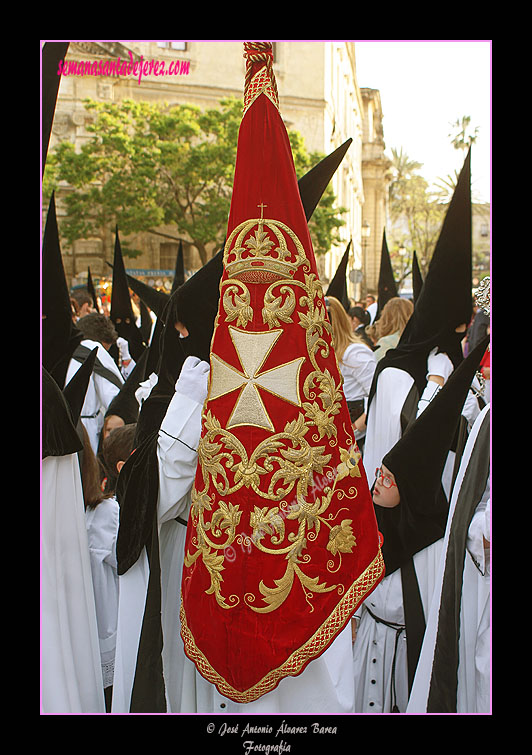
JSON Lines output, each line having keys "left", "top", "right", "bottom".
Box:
{"left": 46, "top": 40, "right": 390, "bottom": 298}
{"left": 360, "top": 88, "right": 393, "bottom": 297}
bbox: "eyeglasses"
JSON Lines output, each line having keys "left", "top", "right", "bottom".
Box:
{"left": 375, "top": 467, "right": 397, "bottom": 489}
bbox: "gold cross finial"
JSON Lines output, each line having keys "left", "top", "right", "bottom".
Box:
{"left": 257, "top": 202, "right": 267, "bottom": 220}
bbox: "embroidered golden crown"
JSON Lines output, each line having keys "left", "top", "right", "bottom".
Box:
{"left": 224, "top": 210, "right": 309, "bottom": 284}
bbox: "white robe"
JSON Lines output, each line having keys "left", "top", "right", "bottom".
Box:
{"left": 111, "top": 390, "right": 202, "bottom": 713}
{"left": 340, "top": 342, "right": 377, "bottom": 404}
{"left": 339, "top": 341, "right": 377, "bottom": 448}
{"left": 362, "top": 367, "right": 415, "bottom": 489}
{"left": 351, "top": 540, "right": 443, "bottom": 713}
{"left": 85, "top": 497, "right": 120, "bottom": 689}
{"left": 407, "top": 404, "right": 491, "bottom": 714}
{"left": 41, "top": 453, "right": 106, "bottom": 714}
{"left": 112, "top": 389, "right": 356, "bottom": 714}
{"left": 65, "top": 339, "right": 123, "bottom": 454}
{"left": 363, "top": 352, "right": 456, "bottom": 490}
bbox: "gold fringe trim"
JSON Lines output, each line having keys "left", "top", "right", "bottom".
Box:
{"left": 180, "top": 547, "right": 385, "bottom": 703}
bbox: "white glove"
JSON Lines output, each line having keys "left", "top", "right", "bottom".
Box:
{"left": 135, "top": 372, "right": 158, "bottom": 406}
{"left": 116, "top": 336, "right": 131, "bottom": 361}
{"left": 175, "top": 356, "right": 210, "bottom": 406}
{"left": 426, "top": 347, "right": 453, "bottom": 382}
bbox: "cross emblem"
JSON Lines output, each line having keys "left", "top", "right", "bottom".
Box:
{"left": 209, "top": 326, "right": 304, "bottom": 432}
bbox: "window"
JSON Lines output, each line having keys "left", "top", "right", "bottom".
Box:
{"left": 157, "top": 41, "right": 187, "bottom": 51}
{"left": 160, "top": 242, "right": 180, "bottom": 270}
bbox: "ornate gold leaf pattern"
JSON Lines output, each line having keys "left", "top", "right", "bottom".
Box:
{"left": 224, "top": 217, "right": 309, "bottom": 282}
{"left": 221, "top": 279, "right": 253, "bottom": 328}
{"left": 186, "top": 248, "right": 373, "bottom": 616}
{"left": 180, "top": 549, "right": 385, "bottom": 703}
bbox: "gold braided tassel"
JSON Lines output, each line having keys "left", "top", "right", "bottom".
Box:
{"left": 242, "top": 41, "right": 279, "bottom": 114}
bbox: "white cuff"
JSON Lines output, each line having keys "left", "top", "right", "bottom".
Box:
{"left": 426, "top": 348, "right": 454, "bottom": 382}
{"left": 416, "top": 380, "right": 441, "bottom": 417}
{"left": 159, "top": 389, "right": 203, "bottom": 451}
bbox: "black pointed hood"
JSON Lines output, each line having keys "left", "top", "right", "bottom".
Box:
{"left": 138, "top": 298, "right": 153, "bottom": 344}
{"left": 377, "top": 333, "right": 489, "bottom": 575}
{"left": 134, "top": 249, "right": 223, "bottom": 444}
{"left": 402, "top": 148, "right": 472, "bottom": 355}
{"left": 298, "top": 138, "right": 352, "bottom": 221}
{"left": 139, "top": 240, "right": 185, "bottom": 379}
{"left": 376, "top": 230, "right": 398, "bottom": 318}
{"left": 326, "top": 240, "right": 351, "bottom": 311}
{"left": 172, "top": 240, "right": 185, "bottom": 291}
{"left": 110, "top": 228, "right": 147, "bottom": 362}
{"left": 165, "top": 248, "right": 223, "bottom": 366}
{"left": 42, "top": 367, "right": 83, "bottom": 459}
{"left": 142, "top": 315, "right": 165, "bottom": 384}
{"left": 125, "top": 274, "right": 170, "bottom": 319}
{"left": 125, "top": 239, "right": 185, "bottom": 318}
{"left": 412, "top": 251, "right": 423, "bottom": 305}
{"left": 62, "top": 347, "right": 98, "bottom": 426}
{"left": 42, "top": 42, "right": 69, "bottom": 174}
{"left": 105, "top": 348, "right": 148, "bottom": 425}
{"left": 87, "top": 267, "right": 101, "bottom": 313}
{"left": 42, "top": 193, "right": 83, "bottom": 389}
{"left": 118, "top": 249, "right": 224, "bottom": 576}
{"left": 368, "top": 150, "right": 473, "bottom": 408}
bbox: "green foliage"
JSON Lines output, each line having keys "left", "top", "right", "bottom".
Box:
{"left": 448, "top": 115, "right": 479, "bottom": 152}
{"left": 44, "top": 97, "right": 345, "bottom": 264}
{"left": 388, "top": 149, "right": 446, "bottom": 277}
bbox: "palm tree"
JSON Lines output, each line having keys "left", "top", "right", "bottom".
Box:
{"left": 390, "top": 147, "right": 423, "bottom": 180}
{"left": 388, "top": 147, "right": 424, "bottom": 205}
{"left": 448, "top": 115, "right": 479, "bottom": 152}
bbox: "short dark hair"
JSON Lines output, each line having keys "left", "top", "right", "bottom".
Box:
{"left": 71, "top": 288, "right": 93, "bottom": 307}
{"left": 102, "top": 423, "right": 137, "bottom": 480}
{"left": 349, "top": 306, "right": 370, "bottom": 326}
{"left": 77, "top": 312, "right": 118, "bottom": 345}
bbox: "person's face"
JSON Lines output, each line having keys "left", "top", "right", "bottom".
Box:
{"left": 79, "top": 302, "right": 95, "bottom": 317}
{"left": 373, "top": 465, "right": 401, "bottom": 508}
{"left": 103, "top": 414, "right": 125, "bottom": 440}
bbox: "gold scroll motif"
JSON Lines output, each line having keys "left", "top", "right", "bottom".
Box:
{"left": 185, "top": 217, "right": 365, "bottom": 613}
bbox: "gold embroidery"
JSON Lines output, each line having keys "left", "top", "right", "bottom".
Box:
{"left": 186, "top": 214, "right": 371, "bottom": 617}
{"left": 336, "top": 446, "right": 363, "bottom": 480}
{"left": 224, "top": 216, "right": 309, "bottom": 283}
{"left": 180, "top": 548, "right": 385, "bottom": 703}
{"left": 302, "top": 369, "right": 344, "bottom": 440}
{"left": 262, "top": 284, "right": 296, "bottom": 329}
{"left": 243, "top": 65, "right": 280, "bottom": 116}
{"left": 209, "top": 327, "right": 304, "bottom": 431}
{"left": 327, "top": 519, "right": 357, "bottom": 556}
{"left": 221, "top": 279, "right": 253, "bottom": 328}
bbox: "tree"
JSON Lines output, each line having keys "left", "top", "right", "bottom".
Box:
{"left": 448, "top": 115, "right": 479, "bottom": 152}
{"left": 435, "top": 116, "right": 482, "bottom": 202}
{"left": 44, "top": 97, "right": 346, "bottom": 266}
{"left": 388, "top": 148, "right": 445, "bottom": 277}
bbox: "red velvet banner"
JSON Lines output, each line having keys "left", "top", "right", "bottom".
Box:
{"left": 180, "top": 43, "right": 384, "bottom": 702}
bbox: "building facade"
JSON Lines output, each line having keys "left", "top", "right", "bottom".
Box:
{"left": 46, "top": 40, "right": 389, "bottom": 298}
{"left": 360, "top": 88, "right": 393, "bottom": 297}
